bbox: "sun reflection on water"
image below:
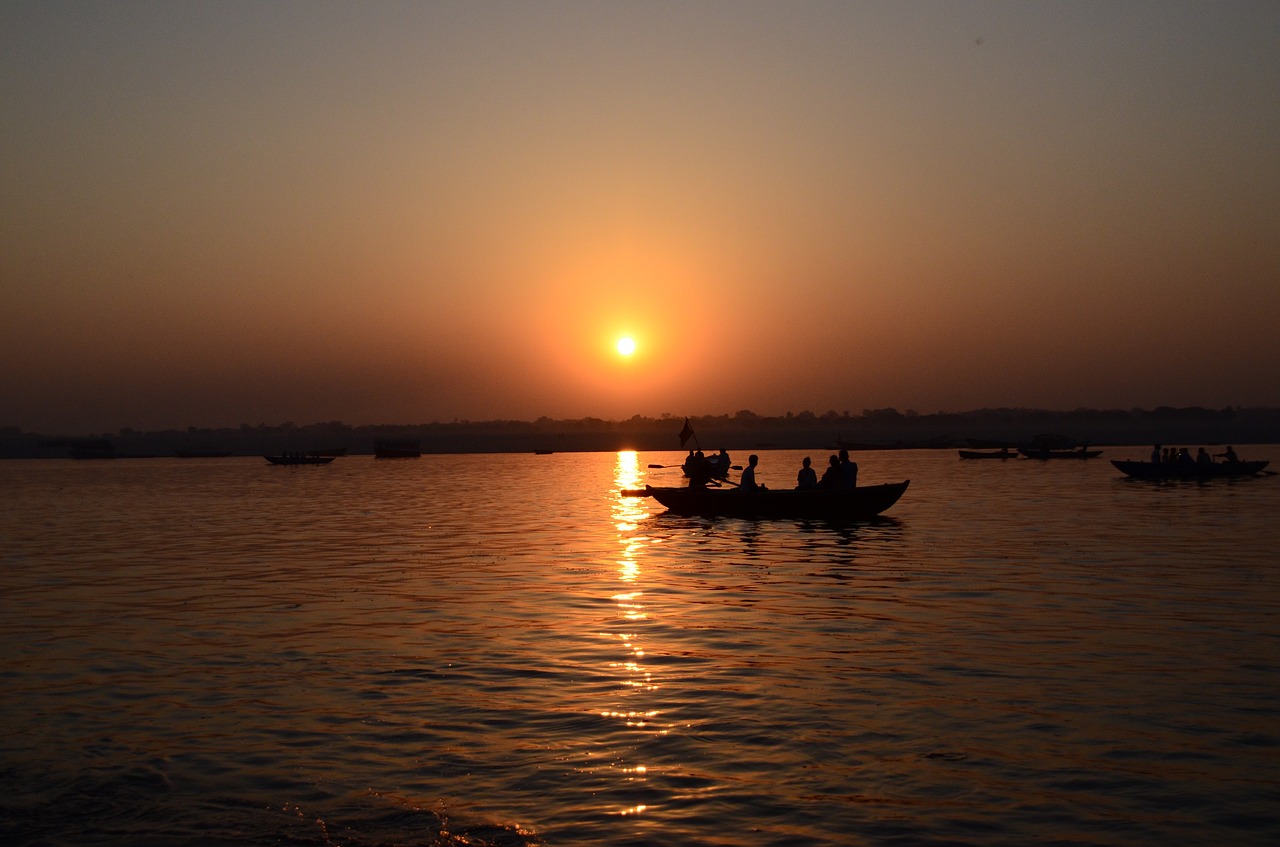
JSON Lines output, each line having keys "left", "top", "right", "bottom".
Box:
{"left": 606, "top": 451, "right": 661, "bottom": 816}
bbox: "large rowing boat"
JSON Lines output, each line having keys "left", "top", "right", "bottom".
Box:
{"left": 632, "top": 480, "right": 909, "bottom": 520}
{"left": 1111, "top": 459, "right": 1268, "bottom": 480}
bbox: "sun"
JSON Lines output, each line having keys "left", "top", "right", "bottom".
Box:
{"left": 615, "top": 336, "right": 637, "bottom": 357}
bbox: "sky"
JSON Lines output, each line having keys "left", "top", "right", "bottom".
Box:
{"left": 3, "top": 1, "right": 1278, "bottom": 433}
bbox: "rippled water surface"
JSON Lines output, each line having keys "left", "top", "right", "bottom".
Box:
{"left": 2, "top": 449, "right": 1279, "bottom": 846}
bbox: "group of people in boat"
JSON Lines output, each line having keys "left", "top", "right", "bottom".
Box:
{"left": 1149, "top": 444, "right": 1239, "bottom": 466}
{"left": 798, "top": 448, "right": 859, "bottom": 490}
{"left": 682, "top": 449, "right": 732, "bottom": 483}
{"left": 685, "top": 447, "right": 863, "bottom": 492}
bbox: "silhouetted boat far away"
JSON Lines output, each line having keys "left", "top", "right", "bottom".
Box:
{"left": 374, "top": 439, "right": 421, "bottom": 459}
{"left": 1018, "top": 447, "right": 1102, "bottom": 460}
{"left": 958, "top": 449, "right": 1017, "bottom": 459}
{"left": 264, "top": 454, "right": 334, "bottom": 465}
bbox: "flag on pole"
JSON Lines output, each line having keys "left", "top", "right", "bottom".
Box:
{"left": 678, "top": 418, "right": 695, "bottom": 447}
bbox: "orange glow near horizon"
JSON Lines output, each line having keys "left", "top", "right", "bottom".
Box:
{"left": 4, "top": 4, "right": 1279, "bottom": 433}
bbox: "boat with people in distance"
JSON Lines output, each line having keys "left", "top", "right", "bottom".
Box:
{"left": 1111, "top": 459, "right": 1269, "bottom": 480}
{"left": 631, "top": 480, "right": 910, "bottom": 520}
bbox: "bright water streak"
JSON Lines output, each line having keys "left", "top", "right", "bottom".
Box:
{"left": 1, "top": 449, "right": 1279, "bottom": 846}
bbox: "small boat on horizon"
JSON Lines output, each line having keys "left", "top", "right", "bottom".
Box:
{"left": 958, "top": 448, "right": 1017, "bottom": 459}
{"left": 374, "top": 439, "right": 421, "bottom": 459}
{"left": 1019, "top": 447, "right": 1102, "bottom": 460}
{"left": 264, "top": 454, "right": 334, "bottom": 466}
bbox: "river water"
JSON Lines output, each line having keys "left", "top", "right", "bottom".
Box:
{"left": 2, "top": 448, "right": 1278, "bottom": 846}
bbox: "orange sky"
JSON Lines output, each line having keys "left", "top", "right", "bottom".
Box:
{"left": 3, "top": 2, "right": 1279, "bottom": 433}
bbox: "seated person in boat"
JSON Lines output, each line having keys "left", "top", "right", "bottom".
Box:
{"left": 838, "top": 448, "right": 859, "bottom": 488}
{"left": 1217, "top": 445, "right": 1239, "bottom": 463}
{"left": 687, "top": 451, "right": 715, "bottom": 488}
{"left": 1196, "top": 447, "right": 1213, "bottom": 466}
{"left": 819, "top": 455, "right": 841, "bottom": 488}
{"left": 681, "top": 450, "right": 700, "bottom": 476}
{"left": 739, "top": 454, "right": 762, "bottom": 491}
{"left": 712, "top": 449, "right": 732, "bottom": 475}
{"left": 1150, "top": 444, "right": 1162, "bottom": 463}
{"left": 796, "top": 456, "right": 817, "bottom": 490}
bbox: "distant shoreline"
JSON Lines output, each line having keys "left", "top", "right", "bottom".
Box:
{"left": 4, "top": 406, "right": 1278, "bottom": 460}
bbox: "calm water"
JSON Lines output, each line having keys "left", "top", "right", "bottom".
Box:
{"left": 2, "top": 448, "right": 1278, "bottom": 846}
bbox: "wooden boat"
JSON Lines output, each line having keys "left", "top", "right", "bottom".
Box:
{"left": 264, "top": 454, "right": 334, "bottom": 465}
{"left": 1111, "top": 459, "right": 1269, "bottom": 480}
{"left": 633, "top": 480, "right": 909, "bottom": 520}
{"left": 1018, "top": 447, "right": 1102, "bottom": 460}
{"left": 375, "top": 439, "right": 421, "bottom": 459}
{"left": 958, "top": 449, "right": 1017, "bottom": 459}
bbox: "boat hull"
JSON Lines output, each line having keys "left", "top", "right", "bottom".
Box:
{"left": 264, "top": 455, "right": 334, "bottom": 465}
{"left": 374, "top": 439, "right": 421, "bottom": 459}
{"left": 646, "top": 480, "right": 909, "bottom": 520}
{"left": 1111, "top": 459, "right": 1268, "bottom": 479}
{"left": 958, "top": 450, "right": 1017, "bottom": 459}
{"left": 1019, "top": 448, "right": 1102, "bottom": 460}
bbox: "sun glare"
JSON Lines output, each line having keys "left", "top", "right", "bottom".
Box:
{"left": 616, "top": 336, "right": 637, "bottom": 357}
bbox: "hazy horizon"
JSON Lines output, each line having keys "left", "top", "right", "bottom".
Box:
{"left": 5, "top": 2, "right": 1278, "bottom": 434}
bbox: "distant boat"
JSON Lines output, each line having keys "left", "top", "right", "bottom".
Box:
{"left": 264, "top": 454, "right": 334, "bottom": 466}
{"left": 958, "top": 449, "right": 1017, "bottom": 459}
{"left": 629, "top": 481, "right": 909, "bottom": 520}
{"left": 1018, "top": 447, "right": 1102, "bottom": 460}
{"left": 374, "top": 439, "right": 421, "bottom": 459}
{"left": 1111, "top": 459, "right": 1269, "bottom": 480}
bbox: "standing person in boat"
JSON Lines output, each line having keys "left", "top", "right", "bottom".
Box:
{"left": 796, "top": 457, "right": 817, "bottom": 489}
{"left": 739, "top": 454, "right": 762, "bottom": 491}
{"left": 838, "top": 448, "right": 859, "bottom": 489}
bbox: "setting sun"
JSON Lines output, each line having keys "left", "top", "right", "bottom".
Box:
{"left": 616, "top": 336, "right": 636, "bottom": 357}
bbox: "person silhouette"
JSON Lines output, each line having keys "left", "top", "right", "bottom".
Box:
{"left": 796, "top": 457, "right": 817, "bottom": 490}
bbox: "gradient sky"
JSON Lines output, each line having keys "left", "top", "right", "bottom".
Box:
{"left": 4, "top": 1, "right": 1278, "bottom": 433}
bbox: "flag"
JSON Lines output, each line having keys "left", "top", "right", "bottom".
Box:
{"left": 678, "top": 418, "right": 695, "bottom": 447}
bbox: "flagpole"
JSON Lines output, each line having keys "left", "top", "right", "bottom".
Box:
{"left": 679, "top": 417, "right": 701, "bottom": 452}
